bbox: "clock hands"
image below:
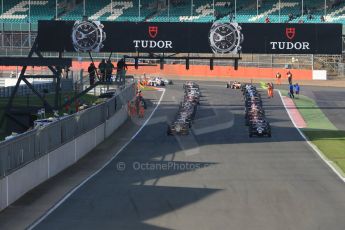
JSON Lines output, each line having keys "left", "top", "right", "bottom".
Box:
{"left": 77, "top": 28, "right": 96, "bottom": 40}
{"left": 214, "top": 34, "right": 224, "bottom": 42}
{"left": 85, "top": 30, "right": 96, "bottom": 36}
{"left": 214, "top": 31, "right": 234, "bottom": 42}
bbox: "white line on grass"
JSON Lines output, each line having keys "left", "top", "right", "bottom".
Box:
{"left": 278, "top": 90, "right": 345, "bottom": 183}
{"left": 28, "top": 89, "right": 166, "bottom": 229}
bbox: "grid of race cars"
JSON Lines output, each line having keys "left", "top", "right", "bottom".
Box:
{"left": 226, "top": 81, "right": 272, "bottom": 137}
{"left": 156, "top": 80, "right": 271, "bottom": 137}
{"left": 241, "top": 84, "right": 272, "bottom": 137}
{"left": 167, "top": 82, "right": 200, "bottom": 136}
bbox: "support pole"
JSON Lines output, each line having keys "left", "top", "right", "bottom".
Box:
{"left": 213, "top": 0, "right": 215, "bottom": 21}
{"left": 21, "top": 78, "right": 54, "bottom": 111}
{"left": 302, "top": 0, "right": 304, "bottom": 17}
{"left": 279, "top": 0, "right": 281, "bottom": 23}
{"left": 191, "top": 0, "right": 193, "bottom": 16}
{"left": 257, "top": 0, "right": 258, "bottom": 16}
{"left": 324, "top": 0, "right": 327, "bottom": 16}
{"left": 88, "top": 52, "right": 101, "bottom": 81}
{"left": 108, "top": 51, "right": 113, "bottom": 61}
{"left": 138, "top": 0, "right": 141, "bottom": 21}
{"left": 168, "top": 0, "right": 170, "bottom": 20}
{"left": 110, "top": 0, "right": 113, "bottom": 14}
{"left": 29, "top": 0, "right": 31, "bottom": 47}
{"left": 1, "top": 0, "right": 3, "bottom": 48}
{"left": 54, "top": 52, "right": 62, "bottom": 110}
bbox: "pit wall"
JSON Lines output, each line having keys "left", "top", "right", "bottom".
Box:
{"left": 71, "top": 62, "right": 313, "bottom": 80}
{"left": 126, "top": 64, "right": 314, "bottom": 80}
{"left": 0, "top": 89, "right": 133, "bottom": 212}
{"left": 0, "top": 62, "right": 319, "bottom": 80}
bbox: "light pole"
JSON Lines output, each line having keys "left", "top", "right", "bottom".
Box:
{"left": 302, "top": 0, "right": 304, "bottom": 17}
{"left": 324, "top": 0, "right": 327, "bottom": 16}
{"left": 191, "top": 0, "right": 193, "bottom": 16}
{"left": 257, "top": 0, "right": 258, "bottom": 16}
{"left": 83, "top": 0, "right": 86, "bottom": 16}
{"left": 213, "top": 0, "right": 215, "bottom": 21}
{"left": 279, "top": 0, "right": 281, "bottom": 22}
{"left": 168, "top": 0, "right": 170, "bottom": 20}
{"left": 110, "top": 0, "right": 113, "bottom": 15}
{"left": 29, "top": 0, "right": 31, "bottom": 47}
{"left": 139, "top": 0, "right": 141, "bottom": 21}
{"left": 1, "top": 0, "right": 3, "bottom": 47}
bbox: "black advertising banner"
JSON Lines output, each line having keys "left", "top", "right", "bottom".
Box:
{"left": 37, "top": 20, "right": 342, "bottom": 54}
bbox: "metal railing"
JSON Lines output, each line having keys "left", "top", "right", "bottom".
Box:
{"left": 0, "top": 83, "right": 136, "bottom": 178}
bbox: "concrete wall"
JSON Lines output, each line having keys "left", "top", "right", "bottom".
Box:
{"left": 0, "top": 177, "right": 7, "bottom": 211}
{"left": 7, "top": 155, "right": 49, "bottom": 205}
{"left": 105, "top": 106, "right": 128, "bottom": 138}
{"left": 0, "top": 105, "right": 129, "bottom": 211}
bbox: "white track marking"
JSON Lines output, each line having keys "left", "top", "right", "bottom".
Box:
{"left": 278, "top": 90, "right": 345, "bottom": 183}
{"left": 28, "top": 89, "right": 166, "bottom": 229}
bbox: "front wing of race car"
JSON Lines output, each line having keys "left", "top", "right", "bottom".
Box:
{"left": 167, "top": 123, "right": 190, "bottom": 135}
{"left": 248, "top": 125, "right": 271, "bottom": 137}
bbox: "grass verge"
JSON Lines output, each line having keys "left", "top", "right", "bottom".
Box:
{"left": 138, "top": 85, "right": 159, "bottom": 91}
{"left": 280, "top": 90, "right": 345, "bottom": 176}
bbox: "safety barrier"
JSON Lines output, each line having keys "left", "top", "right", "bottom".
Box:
{"left": 0, "top": 83, "right": 135, "bottom": 178}
{"left": 0, "top": 82, "right": 136, "bottom": 211}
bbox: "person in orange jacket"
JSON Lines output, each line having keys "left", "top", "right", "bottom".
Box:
{"left": 267, "top": 82, "right": 274, "bottom": 98}
{"left": 275, "top": 72, "right": 282, "bottom": 85}
{"left": 138, "top": 101, "right": 145, "bottom": 118}
{"left": 127, "top": 101, "right": 131, "bottom": 116}
{"left": 130, "top": 101, "right": 137, "bottom": 117}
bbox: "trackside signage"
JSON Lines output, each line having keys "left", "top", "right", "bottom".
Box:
{"left": 37, "top": 21, "right": 342, "bottom": 55}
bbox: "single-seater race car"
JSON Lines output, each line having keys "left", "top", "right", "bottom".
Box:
{"left": 226, "top": 81, "right": 242, "bottom": 89}
{"left": 249, "top": 120, "right": 271, "bottom": 137}
{"left": 185, "top": 87, "right": 201, "bottom": 96}
{"left": 148, "top": 77, "right": 172, "bottom": 86}
{"left": 176, "top": 111, "right": 193, "bottom": 126}
{"left": 167, "top": 121, "right": 190, "bottom": 135}
{"left": 184, "top": 81, "right": 199, "bottom": 89}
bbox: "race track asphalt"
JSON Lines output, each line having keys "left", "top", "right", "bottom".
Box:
{"left": 31, "top": 82, "right": 345, "bottom": 230}
{"left": 302, "top": 86, "right": 345, "bottom": 131}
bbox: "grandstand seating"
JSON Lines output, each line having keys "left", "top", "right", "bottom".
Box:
{"left": 0, "top": 0, "right": 343, "bottom": 25}
{"left": 0, "top": 0, "right": 56, "bottom": 23}
{"left": 62, "top": 0, "right": 157, "bottom": 22}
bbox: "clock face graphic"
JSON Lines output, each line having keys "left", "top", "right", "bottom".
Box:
{"left": 209, "top": 22, "right": 243, "bottom": 54}
{"left": 71, "top": 21, "right": 106, "bottom": 52}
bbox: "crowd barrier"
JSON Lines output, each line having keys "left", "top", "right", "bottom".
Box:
{"left": 0, "top": 83, "right": 136, "bottom": 211}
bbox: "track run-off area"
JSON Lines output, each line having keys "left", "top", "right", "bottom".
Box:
{"left": 21, "top": 81, "right": 345, "bottom": 230}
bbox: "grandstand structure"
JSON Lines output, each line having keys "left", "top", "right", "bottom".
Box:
{"left": 0, "top": 0, "right": 343, "bottom": 78}
{"left": 0, "top": 0, "right": 343, "bottom": 24}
